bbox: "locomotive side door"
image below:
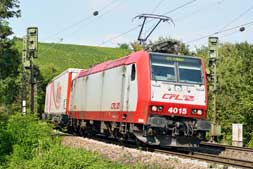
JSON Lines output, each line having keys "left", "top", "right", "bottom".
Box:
{"left": 122, "top": 64, "right": 137, "bottom": 112}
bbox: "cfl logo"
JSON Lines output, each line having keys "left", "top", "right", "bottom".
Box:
{"left": 162, "top": 93, "right": 194, "bottom": 101}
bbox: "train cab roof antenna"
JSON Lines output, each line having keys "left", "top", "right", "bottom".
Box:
{"left": 133, "top": 14, "right": 174, "bottom": 45}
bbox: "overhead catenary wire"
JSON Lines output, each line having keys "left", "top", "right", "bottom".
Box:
{"left": 39, "top": 0, "right": 125, "bottom": 58}
{"left": 39, "top": 1, "right": 130, "bottom": 68}
{"left": 220, "top": 25, "right": 250, "bottom": 39}
{"left": 42, "top": 0, "right": 119, "bottom": 42}
{"left": 185, "top": 20, "right": 253, "bottom": 44}
{"left": 142, "top": 0, "right": 166, "bottom": 38}
{"left": 150, "top": 0, "right": 166, "bottom": 13}
{"left": 99, "top": 0, "right": 119, "bottom": 12}
{"left": 38, "top": 39, "right": 64, "bottom": 58}
{"left": 143, "top": 0, "right": 202, "bottom": 40}
{"left": 220, "top": 30, "right": 241, "bottom": 39}
{"left": 100, "top": 0, "right": 198, "bottom": 45}
{"left": 101, "top": 0, "right": 230, "bottom": 46}
{"left": 162, "top": 0, "right": 197, "bottom": 15}
{"left": 219, "top": 3, "right": 253, "bottom": 31}
{"left": 143, "top": 0, "right": 226, "bottom": 42}
{"left": 66, "top": 0, "right": 126, "bottom": 42}
{"left": 175, "top": 0, "right": 225, "bottom": 22}
{"left": 41, "top": 1, "right": 252, "bottom": 59}
{"left": 101, "top": 26, "right": 140, "bottom": 45}
{"left": 37, "top": 1, "right": 253, "bottom": 71}
{"left": 39, "top": 1, "right": 127, "bottom": 65}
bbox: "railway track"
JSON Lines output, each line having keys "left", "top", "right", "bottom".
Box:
{"left": 200, "top": 142, "right": 253, "bottom": 153}
{"left": 199, "top": 142, "right": 253, "bottom": 164}
{"left": 93, "top": 138, "right": 253, "bottom": 168}
{"left": 153, "top": 148, "right": 253, "bottom": 169}
{"left": 55, "top": 131, "right": 253, "bottom": 168}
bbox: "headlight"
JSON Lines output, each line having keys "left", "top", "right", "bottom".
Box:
{"left": 192, "top": 109, "right": 197, "bottom": 114}
{"left": 192, "top": 109, "right": 203, "bottom": 115}
{"left": 197, "top": 110, "right": 203, "bottom": 115}
{"left": 158, "top": 106, "right": 164, "bottom": 111}
{"left": 151, "top": 106, "right": 158, "bottom": 112}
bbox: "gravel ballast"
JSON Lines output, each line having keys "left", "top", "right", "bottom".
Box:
{"left": 61, "top": 136, "right": 220, "bottom": 169}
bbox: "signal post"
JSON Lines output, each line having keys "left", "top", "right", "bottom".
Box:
{"left": 21, "top": 27, "right": 38, "bottom": 114}
{"left": 208, "top": 37, "right": 221, "bottom": 142}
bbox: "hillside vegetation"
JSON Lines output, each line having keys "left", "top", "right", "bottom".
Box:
{"left": 15, "top": 39, "right": 131, "bottom": 79}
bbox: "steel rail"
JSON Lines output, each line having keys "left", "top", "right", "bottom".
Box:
{"left": 200, "top": 142, "right": 253, "bottom": 152}
{"left": 153, "top": 149, "right": 253, "bottom": 169}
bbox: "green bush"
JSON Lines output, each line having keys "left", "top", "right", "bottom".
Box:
{"left": 247, "top": 131, "right": 253, "bottom": 148}
{"left": 0, "top": 122, "right": 12, "bottom": 164}
{"left": 6, "top": 114, "right": 52, "bottom": 160}
{"left": 0, "top": 114, "right": 130, "bottom": 169}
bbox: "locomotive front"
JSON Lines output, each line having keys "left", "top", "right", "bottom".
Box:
{"left": 136, "top": 52, "right": 211, "bottom": 147}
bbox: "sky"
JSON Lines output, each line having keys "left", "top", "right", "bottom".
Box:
{"left": 9, "top": 0, "right": 253, "bottom": 50}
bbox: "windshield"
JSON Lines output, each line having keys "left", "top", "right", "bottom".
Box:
{"left": 151, "top": 53, "right": 203, "bottom": 84}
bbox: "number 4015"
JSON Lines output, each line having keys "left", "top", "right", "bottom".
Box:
{"left": 168, "top": 107, "right": 187, "bottom": 115}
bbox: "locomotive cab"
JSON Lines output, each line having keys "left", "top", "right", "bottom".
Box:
{"left": 135, "top": 52, "right": 211, "bottom": 147}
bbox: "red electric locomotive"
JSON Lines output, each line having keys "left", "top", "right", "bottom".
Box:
{"left": 45, "top": 50, "right": 210, "bottom": 147}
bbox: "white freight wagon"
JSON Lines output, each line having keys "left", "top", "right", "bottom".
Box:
{"left": 44, "top": 68, "right": 82, "bottom": 116}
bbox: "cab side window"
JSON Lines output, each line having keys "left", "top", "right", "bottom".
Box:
{"left": 131, "top": 64, "right": 136, "bottom": 81}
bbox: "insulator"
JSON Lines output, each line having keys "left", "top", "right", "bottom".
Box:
{"left": 239, "top": 27, "right": 245, "bottom": 32}
{"left": 93, "top": 11, "right": 99, "bottom": 16}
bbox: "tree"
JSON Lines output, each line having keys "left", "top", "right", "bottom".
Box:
{"left": 117, "top": 43, "right": 130, "bottom": 50}
{"left": 0, "top": 0, "right": 21, "bottom": 107}
{"left": 197, "top": 42, "right": 253, "bottom": 145}
{"left": 0, "top": 2, "right": 21, "bottom": 163}
{"left": 130, "top": 41, "right": 144, "bottom": 51}
{"left": 0, "top": 0, "right": 20, "bottom": 19}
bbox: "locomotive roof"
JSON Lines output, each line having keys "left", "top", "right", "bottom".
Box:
{"left": 75, "top": 50, "right": 149, "bottom": 79}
